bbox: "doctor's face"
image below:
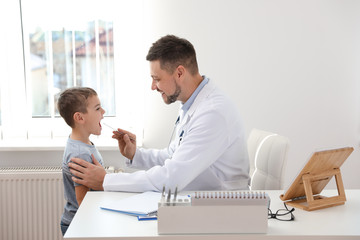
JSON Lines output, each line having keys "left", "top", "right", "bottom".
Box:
{"left": 150, "top": 60, "right": 181, "bottom": 105}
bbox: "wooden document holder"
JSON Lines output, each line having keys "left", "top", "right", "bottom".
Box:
{"left": 280, "top": 147, "right": 353, "bottom": 211}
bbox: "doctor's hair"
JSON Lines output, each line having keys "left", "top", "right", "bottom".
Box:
{"left": 146, "top": 35, "right": 199, "bottom": 76}
{"left": 57, "top": 87, "right": 98, "bottom": 128}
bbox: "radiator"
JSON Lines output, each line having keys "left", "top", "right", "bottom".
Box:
{"left": 0, "top": 167, "right": 65, "bottom": 240}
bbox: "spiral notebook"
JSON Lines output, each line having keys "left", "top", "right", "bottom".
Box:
{"left": 191, "top": 191, "right": 269, "bottom": 206}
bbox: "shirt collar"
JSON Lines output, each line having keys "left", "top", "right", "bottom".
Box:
{"left": 181, "top": 76, "right": 209, "bottom": 115}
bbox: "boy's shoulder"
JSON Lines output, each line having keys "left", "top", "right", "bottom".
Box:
{"left": 63, "top": 138, "right": 94, "bottom": 164}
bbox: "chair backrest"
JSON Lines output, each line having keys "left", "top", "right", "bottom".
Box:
{"left": 247, "top": 129, "right": 289, "bottom": 190}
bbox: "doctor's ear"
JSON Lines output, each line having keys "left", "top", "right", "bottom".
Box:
{"left": 176, "top": 65, "right": 185, "bottom": 79}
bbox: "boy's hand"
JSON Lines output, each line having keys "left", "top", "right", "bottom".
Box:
{"left": 69, "top": 154, "right": 106, "bottom": 191}
{"left": 112, "top": 128, "right": 136, "bottom": 160}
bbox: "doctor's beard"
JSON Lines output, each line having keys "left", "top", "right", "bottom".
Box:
{"left": 164, "top": 83, "right": 181, "bottom": 104}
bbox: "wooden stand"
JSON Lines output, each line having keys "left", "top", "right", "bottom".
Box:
{"left": 280, "top": 147, "right": 354, "bottom": 211}
{"left": 285, "top": 168, "right": 346, "bottom": 211}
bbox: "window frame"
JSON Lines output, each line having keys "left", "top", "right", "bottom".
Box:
{"left": 0, "top": 0, "right": 145, "bottom": 150}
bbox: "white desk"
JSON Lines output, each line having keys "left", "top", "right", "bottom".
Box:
{"left": 65, "top": 190, "right": 360, "bottom": 240}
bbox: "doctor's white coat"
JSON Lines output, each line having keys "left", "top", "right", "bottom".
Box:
{"left": 103, "top": 80, "right": 250, "bottom": 192}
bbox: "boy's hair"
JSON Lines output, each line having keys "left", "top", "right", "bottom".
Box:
{"left": 146, "top": 35, "right": 199, "bottom": 75}
{"left": 57, "top": 87, "right": 98, "bottom": 128}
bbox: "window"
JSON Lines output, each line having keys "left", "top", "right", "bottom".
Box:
{"left": 0, "top": 0, "right": 145, "bottom": 148}
{"left": 25, "top": 20, "right": 115, "bottom": 118}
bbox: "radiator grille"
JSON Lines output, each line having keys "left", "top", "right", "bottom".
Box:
{"left": 0, "top": 166, "right": 62, "bottom": 172}
{"left": 0, "top": 167, "right": 65, "bottom": 240}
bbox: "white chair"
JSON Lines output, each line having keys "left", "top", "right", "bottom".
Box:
{"left": 247, "top": 129, "right": 289, "bottom": 190}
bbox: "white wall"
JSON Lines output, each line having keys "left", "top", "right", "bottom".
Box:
{"left": 1, "top": 0, "right": 359, "bottom": 189}
{"left": 141, "top": 0, "right": 360, "bottom": 189}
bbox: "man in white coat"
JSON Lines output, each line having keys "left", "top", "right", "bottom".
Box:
{"left": 69, "top": 35, "right": 250, "bottom": 192}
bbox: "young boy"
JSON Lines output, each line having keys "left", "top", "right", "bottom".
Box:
{"left": 57, "top": 87, "right": 105, "bottom": 236}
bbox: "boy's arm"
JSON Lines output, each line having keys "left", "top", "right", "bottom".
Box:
{"left": 75, "top": 185, "right": 89, "bottom": 206}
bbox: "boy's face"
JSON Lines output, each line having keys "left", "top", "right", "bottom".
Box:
{"left": 83, "top": 95, "right": 105, "bottom": 136}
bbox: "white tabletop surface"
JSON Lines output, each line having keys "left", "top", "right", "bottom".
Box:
{"left": 64, "top": 189, "right": 360, "bottom": 240}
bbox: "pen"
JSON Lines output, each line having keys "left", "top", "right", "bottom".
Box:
{"left": 178, "top": 130, "right": 184, "bottom": 146}
{"left": 173, "top": 186, "right": 178, "bottom": 205}
{"left": 161, "top": 185, "right": 165, "bottom": 203}
{"left": 167, "top": 189, "right": 171, "bottom": 205}
{"left": 102, "top": 122, "right": 135, "bottom": 141}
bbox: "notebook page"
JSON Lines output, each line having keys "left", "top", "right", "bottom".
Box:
{"left": 100, "top": 191, "right": 161, "bottom": 216}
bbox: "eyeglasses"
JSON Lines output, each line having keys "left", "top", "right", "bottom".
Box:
{"left": 268, "top": 203, "right": 295, "bottom": 221}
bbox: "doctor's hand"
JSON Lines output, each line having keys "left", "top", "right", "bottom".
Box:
{"left": 69, "top": 154, "right": 106, "bottom": 191}
{"left": 112, "top": 128, "right": 136, "bottom": 160}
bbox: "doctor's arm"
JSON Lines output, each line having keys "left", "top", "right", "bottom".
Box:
{"left": 103, "top": 111, "right": 229, "bottom": 192}
{"left": 111, "top": 128, "right": 170, "bottom": 169}
{"left": 69, "top": 154, "right": 106, "bottom": 191}
{"left": 112, "top": 128, "right": 137, "bottom": 160}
